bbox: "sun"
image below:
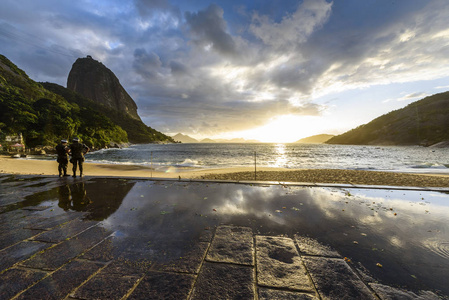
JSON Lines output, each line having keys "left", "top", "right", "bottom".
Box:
{"left": 238, "top": 115, "right": 331, "bottom": 143}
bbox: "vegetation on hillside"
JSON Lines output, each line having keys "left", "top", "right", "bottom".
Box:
{"left": 42, "top": 83, "right": 174, "bottom": 144}
{"left": 0, "top": 54, "right": 157, "bottom": 148}
{"left": 327, "top": 92, "right": 449, "bottom": 146}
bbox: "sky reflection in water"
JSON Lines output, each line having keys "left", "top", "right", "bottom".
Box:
{"left": 48, "top": 179, "right": 449, "bottom": 295}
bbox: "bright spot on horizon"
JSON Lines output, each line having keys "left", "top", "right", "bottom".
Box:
{"left": 237, "top": 115, "right": 333, "bottom": 143}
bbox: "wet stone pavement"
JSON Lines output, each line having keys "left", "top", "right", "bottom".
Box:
{"left": 0, "top": 174, "right": 448, "bottom": 299}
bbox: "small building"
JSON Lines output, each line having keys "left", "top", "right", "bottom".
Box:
{"left": 5, "top": 133, "right": 23, "bottom": 144}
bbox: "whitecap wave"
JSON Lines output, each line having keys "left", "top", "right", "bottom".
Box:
{"left": 175, "top": 159, "right": 202, "bottom": 167}
{"left": 410, "top": 163, "right": 448, "bottom": 169}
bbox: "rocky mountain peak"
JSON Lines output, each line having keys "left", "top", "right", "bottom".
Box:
{"left": 67, "top": 56, "right": 141, "bottom": 120}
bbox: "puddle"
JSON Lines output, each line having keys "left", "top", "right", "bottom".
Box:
{"left": 2, "top": 178, "right": 449, "bottom": 295}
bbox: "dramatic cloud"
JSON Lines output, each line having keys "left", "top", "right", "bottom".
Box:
{"left": 250, "top": 0, "right": 332, "bottom": 48}
{"left": 185, "top": 4, "right": 237, "bottom": 56}
{"left": 1, "top": 0, "right": 449, "bottom": 141}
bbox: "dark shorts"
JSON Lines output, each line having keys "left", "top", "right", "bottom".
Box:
{"left": 57, "top": 157, "right": 69, "bottom": 164}
{"left": 70, "top": 157, "right": 85, "bottom": 163}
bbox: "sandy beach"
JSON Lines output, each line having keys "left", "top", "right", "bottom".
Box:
{"left": 1, "top": 155, "right": 449, "bottom": 187}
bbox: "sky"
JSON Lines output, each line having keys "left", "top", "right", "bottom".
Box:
{"left": 1, "top": 0, "right": 449, "bottom": 143}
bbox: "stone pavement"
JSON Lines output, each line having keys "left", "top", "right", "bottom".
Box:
{"left": 0, "top": 174, "right": 447, "bottom": 299}
{"left": 0, "top": 218, "right": 441, "bottom": 299}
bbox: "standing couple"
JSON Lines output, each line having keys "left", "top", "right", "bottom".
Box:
{"left": 56, "top": 137, "right": 89, "bottom": 178}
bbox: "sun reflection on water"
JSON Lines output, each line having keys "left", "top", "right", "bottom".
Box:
{"left": 273, "top": 144, "right": 288, "bottom": 168}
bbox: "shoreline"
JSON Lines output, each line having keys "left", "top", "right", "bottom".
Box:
{"left": 1, "top": 155, "right": 449, "bottom": 187}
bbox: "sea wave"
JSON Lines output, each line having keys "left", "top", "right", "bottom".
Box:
{"left": 174, "top": 159, "right": 202, "bottom": 167}
{"left": 410, "top": 163, "right": 448, "bottom": 169}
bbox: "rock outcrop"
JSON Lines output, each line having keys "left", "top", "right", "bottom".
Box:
{"left": 67, "top": 56, "right": 140, "bottom": 120}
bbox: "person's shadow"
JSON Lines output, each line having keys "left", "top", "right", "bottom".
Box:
{"left": 58, "top": 182, "right": 91, "bottom": 211}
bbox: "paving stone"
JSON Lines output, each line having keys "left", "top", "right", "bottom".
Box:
{"left": 0, "top": 214, "right": 44, "bottom": 230}
{"left": 0, "top": 267, "right": 48, "bottom": 299}
{"left": 206, "top": 225, "right": 254, "bottom": 266}
{"left": 23, "top": 212, "right": 83, "bottom": 230}
{"left": 0, "top": 241, "right": 51, "bottom": 272}
{"left": 259, "top": 288, "right": 318, "bottom": 300}
{"left": 128, "top": 271, "right": 195, "bottom": 299}
{"left": 21, "top": 225, "right": 112, "bottom": 270}
{"left": 294, "top": 235, "right": 341, "bottom": 258}
{"left": 81, "top": 236, "right": 117, "bottom": 262}
{"left": 153, "top": 242, "right": 209, "bottom": 274}
{"left": 191, "top": 262, "right": 254, "bottom": 299}
{"left": 0, "top": 209, "right": 32, "bottom": 223}
{"left": 302, "top": 257, "right": 376, "bottom": 300}
{"left": 32, "top": 218, "right": 98, "bottom": 243}
{"left": 15, "top": 260, "right": 104, "bottom": 300}
{"left": 256, "top": 236, "right": 313, "bottom": 292}
{"left": 73, "top": 271, "right": 140, "bottom": 300}
{"left": 0, "top": 228, "right": 43, "bottom": 251}
{"left": 102, "top": 259, "right": 149, "bottom": 277}
{"left": 369, "top": 283, "right": 441, "bottom": 300}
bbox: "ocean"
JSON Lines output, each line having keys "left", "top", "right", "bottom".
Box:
{"left": 80, "top": 143, "right": 449, "bottom": 174}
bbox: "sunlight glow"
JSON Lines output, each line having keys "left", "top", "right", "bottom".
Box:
{"left": 237, "top": 115, "right": 335, "bottom": 143}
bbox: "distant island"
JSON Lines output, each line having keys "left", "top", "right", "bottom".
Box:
{"left": 326, "top": 91, "right": 449, "bottom": 146}
{"left": 172, "top": 133, "right": 260, "bottom": 143}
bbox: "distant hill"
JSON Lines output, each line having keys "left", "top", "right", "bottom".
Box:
{"left": 294, "top": 134, "right": 334, "bottom": 144}
{"left": 201, "top": 138, "right": 217, "bottom": 143}
{"left": 327, "top": 91, "right": 449, "bottom": 146}
{"left": 173, "top": 133, "right": 198, "bottom": 143}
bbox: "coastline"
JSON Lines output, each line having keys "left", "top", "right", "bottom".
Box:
{"left": 0, "top": 155, "right": 285, "bottom": 179}
{"left": 2, "top": 155, "right": 449, "bottom": 187}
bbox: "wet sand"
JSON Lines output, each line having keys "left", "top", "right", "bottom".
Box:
{"left": 1, "top": 155, "right": 449, "bottom": 187}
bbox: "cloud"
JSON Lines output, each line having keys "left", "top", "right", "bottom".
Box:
{"left": 185, "top": 4, "right": 237, "bottom": 56}
{"left": 134, "top": 0, "right": 181, "bottom": 27}
{"left": 2, "top": 0, "right": 449, "bottom": 139}
{"left": 249, "top": 0, "right": 332, "bottom": 48}
{"left": 397, "top": 92, "right": 427, "bottom": 101}
{"left": 133, "top": 48, "right": 162, "bottom": 78}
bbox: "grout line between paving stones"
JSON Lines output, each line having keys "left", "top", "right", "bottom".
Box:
{"left": 0, "top": 237, "right": 48, "bottom": 258}
{"left": 30, "top": 218, "right": 99, "bottom": 243}
{"left": 1, "top": 216, "right": 93, "bottom": 256}
{"left": 343, "top": 259, "right": 382, "bottom": 300}
{"left": 185, "top": 226, "right": 215, "bottom": 300}
{"left": 293, "top": 240, "right": 322, "bottom": 300}
{"left": 66, "top": 261, "right": 111, "bottom": 299}
{"left": 9, "top": 231, "right": 115, "bottom": 299}
{"left": 122, "top": 275, "right": 145, "bottom": 300}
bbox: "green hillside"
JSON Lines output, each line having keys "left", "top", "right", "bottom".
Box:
{"left": 326, "top": 92, "right": 449, "bottom": 146}
{"left": 0, "top": 54, "right": 172, "bottom": 148}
